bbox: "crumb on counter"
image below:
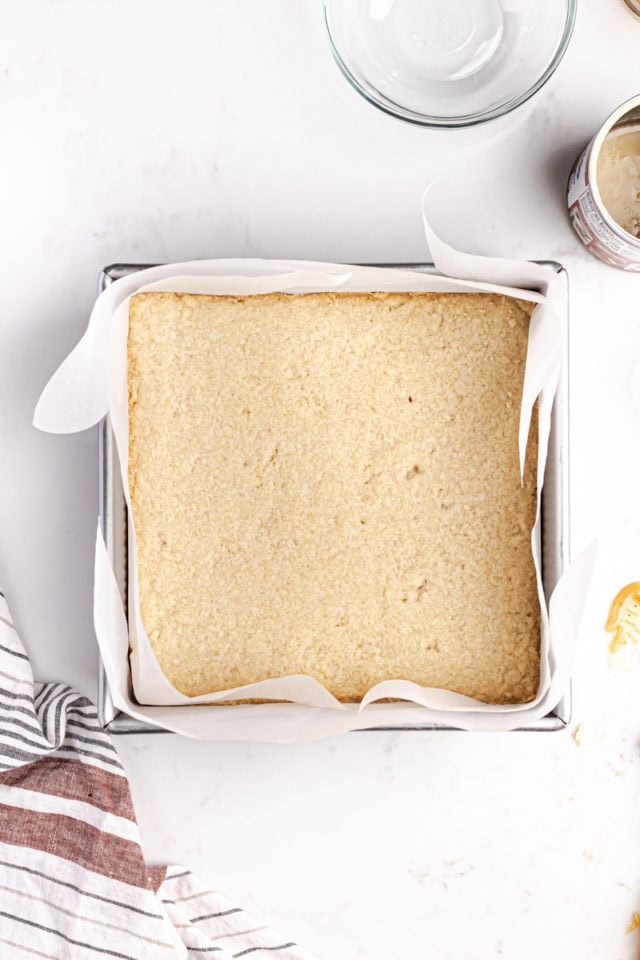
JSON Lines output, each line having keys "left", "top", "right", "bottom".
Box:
{"left": 572, "top": 723, "right": 585, "bottom": 746}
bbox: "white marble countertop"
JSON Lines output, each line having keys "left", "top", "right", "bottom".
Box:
{"left": 2, "top": 2, "right": 640, "bottom": 957}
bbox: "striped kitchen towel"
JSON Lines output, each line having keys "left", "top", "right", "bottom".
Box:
{"left": 0, "top": 591, "right": 316, "bottom": 960}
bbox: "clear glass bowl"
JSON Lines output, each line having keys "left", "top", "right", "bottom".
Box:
{"left": 324, "top": 0, "right": 577, "bottom": 128}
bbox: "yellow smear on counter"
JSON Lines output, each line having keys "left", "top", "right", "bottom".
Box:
{"left": 626, "top": 912, "right": 640, "bottom": 934}
{"left": 605, "top": 582, "right": 640, "bottom": 659}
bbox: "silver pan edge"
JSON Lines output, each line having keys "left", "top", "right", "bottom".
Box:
{"left": 96, "top": 261, "right": 571, "bottom": 734}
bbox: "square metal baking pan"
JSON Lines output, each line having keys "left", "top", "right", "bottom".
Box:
{"left": 97, "top": 261, "right": 570, "bottom": 734}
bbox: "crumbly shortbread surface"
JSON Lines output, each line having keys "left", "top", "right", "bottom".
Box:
{"left": 128, "top": 291, "right": 539, "bottom": 703}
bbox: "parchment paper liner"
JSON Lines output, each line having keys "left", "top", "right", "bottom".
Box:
{"left": 34, "top": 216, "right": 595, "bottom": 740}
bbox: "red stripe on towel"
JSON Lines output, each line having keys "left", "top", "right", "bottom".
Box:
{"left": 0, "top": 758, "right": 134, "bottom": 821}
{"left": 0, "top": 803, "right": 148, "bottom": 887}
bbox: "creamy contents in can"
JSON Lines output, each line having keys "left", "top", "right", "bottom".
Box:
{"left": 597, "top": 129, "right": 640, "bottom": 238}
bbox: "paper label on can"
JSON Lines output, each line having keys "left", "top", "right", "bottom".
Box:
{"left": 568, "top": 146, "right": 588, "bottom": 195}
{"left": 568, "top": 145, "right": 640, "bottom": 271}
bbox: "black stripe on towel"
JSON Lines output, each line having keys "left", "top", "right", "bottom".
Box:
{"left": 0, "top": 860, "right": 163, "bottom": 918}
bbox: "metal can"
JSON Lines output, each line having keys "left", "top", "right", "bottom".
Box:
{"left": 622, "top": 0, "right": 640, "bottom": 18}
{"left": 568, "top": 95, "right": 640, "bottom": 271}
